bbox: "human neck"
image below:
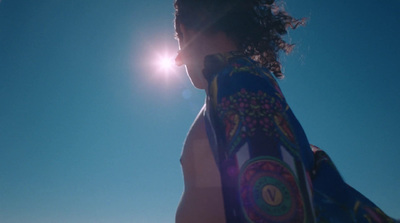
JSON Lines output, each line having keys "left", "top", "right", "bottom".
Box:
{"left": 192, "top": 32, "right": 238, "bottom": 89}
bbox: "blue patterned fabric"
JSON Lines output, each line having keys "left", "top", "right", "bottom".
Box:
{"left": 203, "top": 52, "right": 398, "bottom": 223}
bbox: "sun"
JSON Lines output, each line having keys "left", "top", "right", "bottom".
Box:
{"left": 158, "top": 56, "right": 175, "bottom": 71}
{"left": 152, "top": 51, "right": 177, "bottom": 76}
{"left": 146, "top": 45, "right": 181, "bottom": 80}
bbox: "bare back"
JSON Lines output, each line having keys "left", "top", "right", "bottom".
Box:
{"left": 175, "top": 105, "right": 226, "bottom": 223}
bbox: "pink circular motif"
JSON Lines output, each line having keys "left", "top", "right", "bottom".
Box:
{"left": 239, "top": 158, "right": 305, "bottom": 223}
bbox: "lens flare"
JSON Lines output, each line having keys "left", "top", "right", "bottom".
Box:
{"left": 141, "top": 42, "right": 184, "bottom": 87}
{"left": 158, "top": 56, "right": 175, "bottom": 71}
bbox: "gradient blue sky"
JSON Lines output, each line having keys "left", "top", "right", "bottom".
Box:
{"left": 1, "top": 0, "right": 399, "bottom": 222}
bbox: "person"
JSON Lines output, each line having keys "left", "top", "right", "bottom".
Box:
{"left": 173, "top": 0, "right": 399, "bottom": 222}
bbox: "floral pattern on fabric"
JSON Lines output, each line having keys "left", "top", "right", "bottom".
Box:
{"left": 205, "top": 52, "right": 314, "bottom": 222}
{"left": 217, "top": 88, "right": 296, "bottom": 155}
{"left": 204, "top": 52, "right": 399, "bottom": 223}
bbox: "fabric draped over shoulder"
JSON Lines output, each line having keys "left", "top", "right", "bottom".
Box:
{"left": 203, "top": 52, "right": 399, "bottom": 223}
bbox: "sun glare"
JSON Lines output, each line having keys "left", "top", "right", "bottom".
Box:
{"left": 159, "top": 56, "right": 175, "bottom": 71}
{"left": 152, "top": 51, "right": 178, "bottom": 76}
{"left": 145, "top": 45, "right": 182, "bottom": 83}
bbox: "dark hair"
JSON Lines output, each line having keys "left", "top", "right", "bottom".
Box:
{"left": 174, "top": 0, "right": 305, "bottom": 78}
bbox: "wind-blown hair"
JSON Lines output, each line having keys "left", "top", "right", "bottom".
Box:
{"left": 174, "top": 0, "right": 305, "bottom": 78}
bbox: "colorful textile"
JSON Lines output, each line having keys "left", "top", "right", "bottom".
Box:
{"left": 203, "top": 52, "right": 398, "bottom": 223}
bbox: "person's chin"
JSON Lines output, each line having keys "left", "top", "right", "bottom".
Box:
{"left": 192, "top": 82, "right": 206, "bottom": 89}
{"left": 186, "top": 68, "right": 207, "bottom": 89}
{"left": 188, "top": 77, "right": 206, "bottom": 89}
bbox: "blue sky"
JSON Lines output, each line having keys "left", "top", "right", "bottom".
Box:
{"left": 0, "top": 0, "right": 399, "bottom": 222}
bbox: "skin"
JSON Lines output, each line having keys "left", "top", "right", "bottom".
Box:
{"left": 176, "top": 24, "right": 238, "bottom": 89}
{"left": 175, "top": 25, "right": 238, "bottom": 223}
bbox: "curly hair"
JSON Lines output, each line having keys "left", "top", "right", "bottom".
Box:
{"left": 174, "top": 0, "right": 305, "bottom": 79}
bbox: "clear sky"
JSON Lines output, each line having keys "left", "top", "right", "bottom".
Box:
{"left": 0, "top": 0, "right": 399, "bottom": 222}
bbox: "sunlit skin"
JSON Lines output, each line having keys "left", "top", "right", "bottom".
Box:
{"left": 175, "top": 25, "right": 239, "bottom": 223}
